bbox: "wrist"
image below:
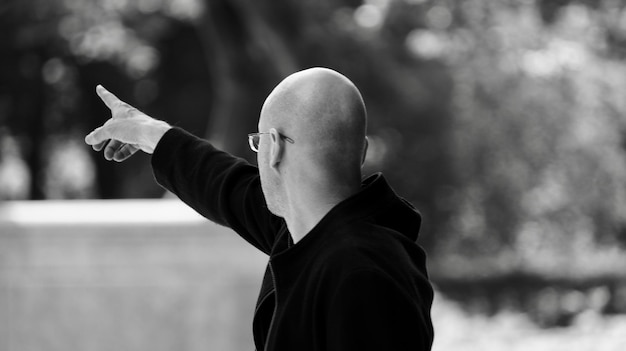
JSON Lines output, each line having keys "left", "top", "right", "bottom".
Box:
{"left": 146, "top": 121, "right": 172, "bottom": 154}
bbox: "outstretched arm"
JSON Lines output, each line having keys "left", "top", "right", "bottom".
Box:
{"left": 85, "top": 85, "right": 283, "bottom": 254}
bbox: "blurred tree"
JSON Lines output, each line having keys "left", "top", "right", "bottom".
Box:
{"left": 3, "top": 0, "right": 626, "bottom": 273}
{"left": 428, "top": 0, "right": 626, "bottom": 266}
{"left": 0, "top": 0, "right": 52, "bottom": 199}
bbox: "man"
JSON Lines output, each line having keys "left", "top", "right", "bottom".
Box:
{"left": 85, "top": 67, "right": 434, "bottom": 350}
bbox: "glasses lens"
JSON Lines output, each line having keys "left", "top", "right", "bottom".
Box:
{"left": 248, "top": 134, "right": 260, "bottom": 152}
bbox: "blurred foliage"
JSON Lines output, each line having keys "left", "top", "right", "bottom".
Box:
{"left": 438, "top": 0, "right": 626, "bottom": 263}
{"left": 2, "top": 0, "right": 626, "bottom": 282}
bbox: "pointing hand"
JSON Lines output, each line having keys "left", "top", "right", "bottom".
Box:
{"left": 85, "top": 85, "right": 171, "bottom": 162}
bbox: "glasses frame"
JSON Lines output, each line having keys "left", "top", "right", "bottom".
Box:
{"left": 248, "top": 132, "right": 295, "bottom": 152}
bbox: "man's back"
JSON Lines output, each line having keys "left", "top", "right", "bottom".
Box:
{"left": 258, "top": 174, "right": 433, "bottom": 351}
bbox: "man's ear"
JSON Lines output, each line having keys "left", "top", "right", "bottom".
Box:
{"left": 269, "top": 128, "right": 284, "bottom": 170}
{"left": 361, "top": 136, "right": 369, "bottom": 166}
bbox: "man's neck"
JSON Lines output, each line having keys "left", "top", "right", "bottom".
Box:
{"left": 283, "top": 182, "right": 361, "bottom": 244}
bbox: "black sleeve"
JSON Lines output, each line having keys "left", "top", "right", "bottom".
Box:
{"left": 151, "top": 127, "right": 284, "bottom": 254}
{"left": 326, "top": 269, "right": 433, "bottom": 351}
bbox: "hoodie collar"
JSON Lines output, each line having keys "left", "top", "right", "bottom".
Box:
{"left": 271, "top": 173, "right": 421, "bottom": 259}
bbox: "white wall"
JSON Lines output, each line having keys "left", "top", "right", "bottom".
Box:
{"left": 0, "top": 200, "right": 267, "bottom": 351}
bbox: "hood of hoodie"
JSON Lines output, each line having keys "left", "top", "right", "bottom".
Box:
{"left": 358, "top": 173, "right": 422, "bottom": 242}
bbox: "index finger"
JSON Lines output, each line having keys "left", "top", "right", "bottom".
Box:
{"left": 96, "top": 85, "right": 124, "bottom": 110}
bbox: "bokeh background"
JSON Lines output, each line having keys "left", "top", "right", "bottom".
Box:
{"left": 1, "top": 0, "right": 626, "bottom": 350}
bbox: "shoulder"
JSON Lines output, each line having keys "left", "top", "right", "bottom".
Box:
{"left": 313, "top": 221, "right": 431, "bottom": 292}
{"left": 330, "top": 220, "right": 414, "bottom": 253}
{"left": 319, "top": 222, "right": 417, "bottom": 275}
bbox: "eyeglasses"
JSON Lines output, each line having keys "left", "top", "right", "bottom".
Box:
{"left": 248, "top": 132, "right": 295, "bottom": 152}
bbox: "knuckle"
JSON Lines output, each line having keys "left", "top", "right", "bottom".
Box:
{"left": 116, "top": 103, "right": 136, "bottom": 116}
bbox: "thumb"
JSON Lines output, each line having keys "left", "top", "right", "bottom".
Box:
{"left": 85, "top": 125, "right": 112, "bottom": 146}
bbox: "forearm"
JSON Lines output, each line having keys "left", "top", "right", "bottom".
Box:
{"left": 151, "top": 127, "right": 281, "bottom": 253}
{"left": 151, "top": 128, "right": 249, "bottom": 223}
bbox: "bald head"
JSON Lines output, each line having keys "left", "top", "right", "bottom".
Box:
{"left": 259, "top": 67, "right": 367, "bottom": 180}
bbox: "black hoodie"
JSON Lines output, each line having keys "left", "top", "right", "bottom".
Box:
{"left": 151, "top": 127, "right": 434, "bottom": 351}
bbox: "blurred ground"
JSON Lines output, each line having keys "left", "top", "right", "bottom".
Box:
{"left": 1, "top": 199, "right": 625, "bottom": 351}
{"left": 432, "top": 292, "right": 626, "bottom": 351}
